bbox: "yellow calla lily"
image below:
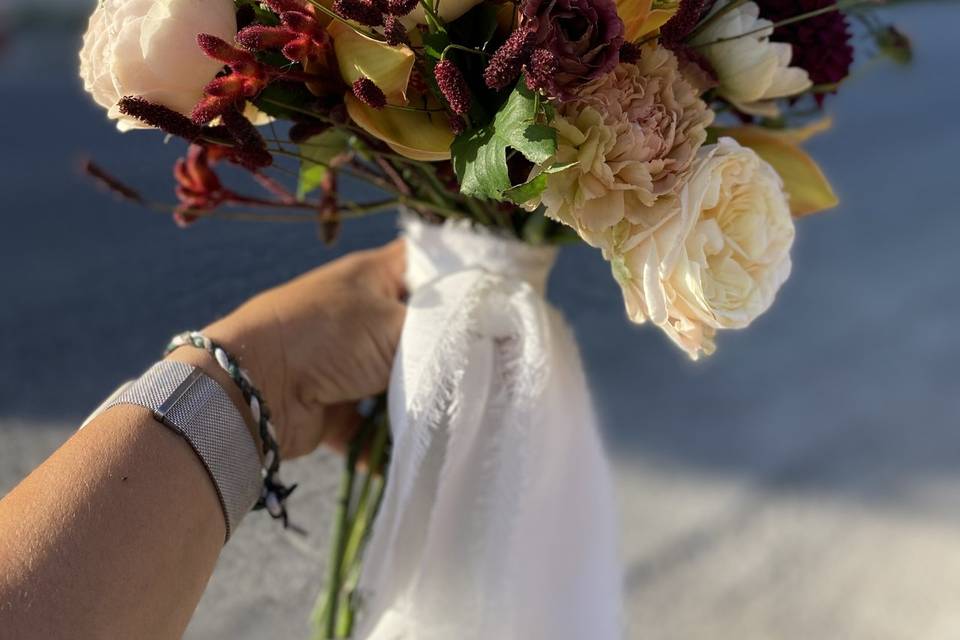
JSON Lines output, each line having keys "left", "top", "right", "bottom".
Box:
{"left": 721, "top": 126, "right": 839, "bottom": 218}
{"left": 618, "top": 0, "right": 678, "bottom": 42}
{"left": 761, "top": 115, "right": 834, "bottom": 145}
{"left": 329, "top": 22, "right": 415, "bottom": 102}
{"left": 345, "top": 94, "right": 454, "bottom": 162}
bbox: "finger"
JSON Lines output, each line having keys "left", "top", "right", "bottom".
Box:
{"left": 371, "top": 238, "right": 407, "bottom": 300}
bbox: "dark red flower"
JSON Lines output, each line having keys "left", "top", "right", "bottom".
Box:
{"left": 448, "top": 115, "right": 467, "bottom": 135}
{"left": 174, "top": 145, "right": 227, "bottom": 226}
{"left": 484, "top": 27, "right": 535, "bottom": 91}
{"left": 386, "top": 0, "right": 419, "bottom": 16}
{"left": 525, "top": 48, "right": 560, "bottom": 94}
{"left": 332, "top": 0, "right": 384, "bottom": 26}
{"left": 117, "top": 97, "right": 202, "bottom": 140}
{"left": 192, "top": 35, "right": 270, "bottom": 124}
{"left": 518, "top": 0, "right": 624, "bottom": 98}
{"left": 756, "top": 0, "right": 854, "bottom": 104}
{"left": 660, "top": 0, "right": 716, "bottom": 44}
{"left": 352, "top": 77, "right": 387, "bottom": 109}
{"left": 383, "top": 15, "right": 409, "bottom": 46}
{"left": 618, "top": 41, "right": 641, "bottom": 64}
{"left": 237, "top": 10, "right": 331, "bottom": 64}
{"left": 434, "top": 59, "right": 471, "bottom": 116}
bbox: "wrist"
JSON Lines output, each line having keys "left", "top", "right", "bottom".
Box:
{"left": 196, "top": 317, "right": 290, "bottom": 452}
{"left": 162, "top": 347, "right": 264, "bottom": 458}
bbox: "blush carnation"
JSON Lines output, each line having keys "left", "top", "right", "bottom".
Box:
{"left": 532, "top": 45, "right": 714, "bottom": 247}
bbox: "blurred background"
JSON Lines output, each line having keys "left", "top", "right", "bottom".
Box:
{"left": 1, "top": 2, "right": 959, "bottom": 638}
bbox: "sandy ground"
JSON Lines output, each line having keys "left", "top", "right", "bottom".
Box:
{"left": 6, "top": 415, "right": 960, "bottom": 640}
{"left": 2, "top": 3, "right": 960, "bottom": 639}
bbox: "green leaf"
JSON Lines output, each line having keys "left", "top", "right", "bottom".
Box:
{"left": 451, "top": 81, "right": 556, "bottom": 201}
{"left": 503, "top": 173, "right": 547, "bottom": 204}
{"left": 421, "top": 30, "right": 450, "bottom": 61}
{"left": 502, "top": 160, "right": 576, "bottom": 204}
{"left": 253, "top": 82, "right": 316, "bottom": 120}
{"left": 235, "top": 0, "right": 281, "bottom": 26}
{"left": 297, "top": 129, "right": 353, "bottom": 199}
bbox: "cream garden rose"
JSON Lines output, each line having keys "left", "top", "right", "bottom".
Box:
{"left": 606, "top": 137, "right": 795, "bottom": 359}
{"left": 689, "top": 1, "right": 811, "bottom": 117}
{"left": 79, "top": 0, "right": 237, "bottom": 131}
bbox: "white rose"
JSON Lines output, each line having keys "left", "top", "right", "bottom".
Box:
{"left": 79, "top": 0, "right": 237, "bottom": 131}
{"left": 606, "top": 137, "right": 795, "bottom": 359}
{"left": 689, "top": 1, "right": 811, "bottom": 117}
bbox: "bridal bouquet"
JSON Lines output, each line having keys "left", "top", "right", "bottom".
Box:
{"left": 79, "top": 0, "right": 909, "bottom": 636}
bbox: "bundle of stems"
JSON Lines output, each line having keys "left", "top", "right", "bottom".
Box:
{"left": 312, "top": 396, "right": 392, "bottom": 639}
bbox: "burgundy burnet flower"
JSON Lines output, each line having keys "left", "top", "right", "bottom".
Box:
{"left": 332, "top": 0, "right": 384, "bottom": 27}
{"left": 660, "top": 0, "right": 716, "bottom": 44}
{"left": 756, "top": 0, "right": 854, "bottom": 104}
{"left": 484, "top": 27, "right": 536, "bottom": 91}
{"left": 117, "top": 96, "right": 203, "bottom": 140}
{"left": 525, "top": 48, "right": 560, "bottom": 95}
{"left": 386, "top": 0, "right": 419, "bottom": 16}
{"left": 518, "top": 0, "right": 625, "bottom": 98}
{"left": 352, "top": 77, "right": 387, "bottom": 109}
{"left": 383, "top": 15, "right": 409, "bottom": 46}
{"left": 448, "top": 115, "right": 467, "bottom": 136}
{"left": 434, "top": 59, "right": 472, "bottom": 116}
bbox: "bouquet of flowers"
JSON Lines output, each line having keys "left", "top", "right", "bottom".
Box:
{"left": 78, "top": 0, "right": 910, "bottom": 637}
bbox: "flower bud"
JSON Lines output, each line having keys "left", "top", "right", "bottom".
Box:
{"left": 434, "top": 59, "right": 471, "bottom": 116}
{"left": 352, "top": 77, "right": 388, "bottom": 109}
{"left": 484, "top": 27, "right": 535, "bottom": 91}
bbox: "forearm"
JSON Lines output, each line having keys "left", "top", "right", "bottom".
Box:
{"left": 0, "top": 241, "right": 406, "bottom": 638}
{"left": 0, "top": 374, "right": 231, "bottom": 638}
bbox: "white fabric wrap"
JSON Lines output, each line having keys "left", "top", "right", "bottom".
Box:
{"left": 355, "top": 216, "right": 623, "bottom": 639}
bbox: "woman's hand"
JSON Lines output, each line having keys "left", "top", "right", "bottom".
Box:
{"left": 0, "top": 241, "right": 407, "bottom": 640}
{"left": 172, "top": 239, "right": 407, "bottom": 459}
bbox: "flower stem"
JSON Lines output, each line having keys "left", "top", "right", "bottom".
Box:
{"left": 680, "top": 0, "right": 750, "bottom": 43}
{"left": 693, "top": 0, "right": 877, "bottom": 48}
{"left": 418, "top": 0, "right": 443, "bottom": 30}
{"left": 440, "top": 43, "right": 490, "bottom": 60}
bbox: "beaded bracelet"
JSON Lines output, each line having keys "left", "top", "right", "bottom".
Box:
{"left": 166, "top": 331, "right": 296, "bottom": 527}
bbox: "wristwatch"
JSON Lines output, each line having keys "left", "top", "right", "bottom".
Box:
{"left": 91, "top": 360, "right": 263, "bottom": 541}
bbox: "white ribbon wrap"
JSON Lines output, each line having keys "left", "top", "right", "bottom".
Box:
{"left": 356, "top": 216, "right": 622, "bottom": 639}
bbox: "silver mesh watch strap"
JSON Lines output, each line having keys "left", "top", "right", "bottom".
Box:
{"left": 101, "top": 361, "right": 263, "bottom": 542}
